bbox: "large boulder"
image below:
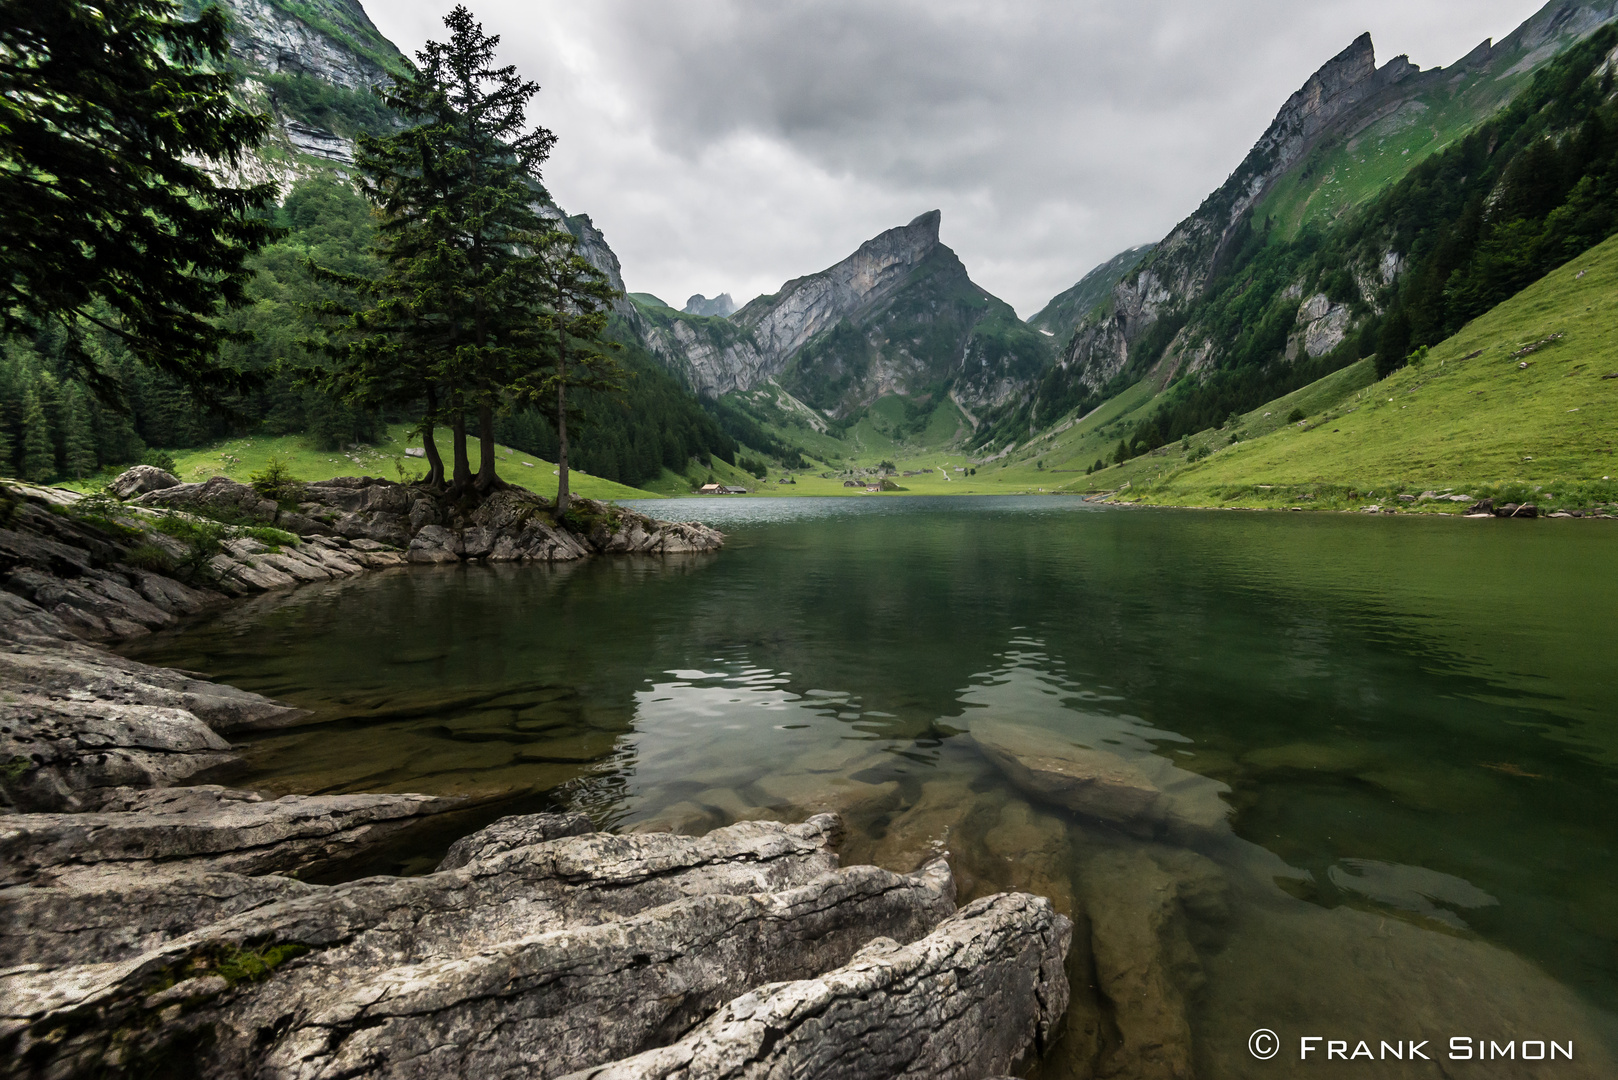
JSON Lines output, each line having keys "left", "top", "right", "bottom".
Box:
{"left": 135, "top": 476, "right": 279, "bottom": 523}
{"left": 106, "top": 465, "right": 180, "bottom": 500}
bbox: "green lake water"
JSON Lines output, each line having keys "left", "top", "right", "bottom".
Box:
{"left": 121, "top": 496, "right": 1618, "bottom": 1077}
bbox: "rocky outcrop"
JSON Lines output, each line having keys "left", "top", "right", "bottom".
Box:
{"left": 1, "top": 810, "right": 1067, "bottom": 1080}
{"left": 125, "top": 473, "right": 722, "bottom": 565}
{"left": 1289, "top": 292, "right": 1353, "bottom": 360}
{"left": 105, "top": 466, "right": 179, "bottom": 501}
{"left": 221, "top": 0, "right": 399, "bottom": 91}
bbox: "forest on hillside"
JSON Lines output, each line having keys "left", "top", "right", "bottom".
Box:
{"left": 1, "top": 1, "right": 745, "bottom": 493}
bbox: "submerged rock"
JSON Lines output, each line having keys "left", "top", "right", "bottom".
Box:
{"left": 970, "top": 719, "right": 1229, "bottom": 839}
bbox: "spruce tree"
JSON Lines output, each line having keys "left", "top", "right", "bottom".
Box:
{"left": 326, "top": 5, "right": 560, "bottom": 495}
{"left": 19, "top": 388, "right": 53, "bottom": 482}
{"left": 515, "top": 224, "right": 624, "bottom": 514}
{"left": 1, "top": 0, "right": 277, "bottom": 401}
{"left": 60, "top": 383, "right": 98, "bottom": 479}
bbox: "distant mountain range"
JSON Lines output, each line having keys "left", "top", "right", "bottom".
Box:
{"left": 212, "top": 0, "right": 1618, "bottom": 469}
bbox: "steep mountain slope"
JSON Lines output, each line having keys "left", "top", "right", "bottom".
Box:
{"left": 1028, "top": 245, "right": 1153, "bottom": 342}
{"left": 1120, "top": 229, "right": 1618, "bottom": 509}
{"left": 1045, "top": 0, "right": 1618, "bottom": 410}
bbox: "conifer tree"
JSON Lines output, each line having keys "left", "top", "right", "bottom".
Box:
{"left": 60, "top": 384, "right": 98, "bottom": 478}
{"left": 19, "top": 388, "right": 53, "bottom": 482}
{"left": 1, "top": 0, "right": 277, "bottom": 401}
{"left": 516, "top": 224, "right": 624, "bottom": 514}
{"left": 327, "top": 5, "right": 559, "bottom": 495}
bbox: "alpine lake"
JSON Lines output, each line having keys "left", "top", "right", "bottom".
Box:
{"left": 121, "top": 495, "right": 1618, "bottom": 1077}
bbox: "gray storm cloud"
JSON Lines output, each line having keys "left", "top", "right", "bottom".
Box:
{"left": 367, "top": 0, "right": 1550, "bottom": 316}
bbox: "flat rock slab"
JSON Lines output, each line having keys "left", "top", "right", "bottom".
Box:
{"left": 970, "top": 719, "right": 1230, "bottom": 839}
{"left": 567, "top": 892, "right": 1072, "bottom": 1080}
{"left": 1, "top": 785, "right": 460, "bottom": 885}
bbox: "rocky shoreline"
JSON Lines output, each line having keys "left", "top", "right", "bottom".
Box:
{"left": 0, "top": 474, "right": 1073, "bottom": 1079}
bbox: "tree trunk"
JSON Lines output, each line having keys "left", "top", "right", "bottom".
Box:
{"left": 475, "top": 403, "right": 501, "bottom": 491}
{"left": 421, "top": 423, "right": 445, "bottom": 490}
{"left": 555, "top": 340, "right": 570, "bottom": 515}
{"left": 450, "top": 413, "right": 473, "bottom": 493}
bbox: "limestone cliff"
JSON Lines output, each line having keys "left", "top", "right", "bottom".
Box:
{"left": 207, "top": 0, "right": 405, "bottom": 189}
{"left": 1053, "top": 34, "right": 1418, "bottom": 397}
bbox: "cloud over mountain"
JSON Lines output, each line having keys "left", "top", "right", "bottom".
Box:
{"left": 368, "top": 0, "right": 1548, "bottom": 315}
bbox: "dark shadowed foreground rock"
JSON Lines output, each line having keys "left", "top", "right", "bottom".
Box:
{"left": 0, "top": 813, "right": 1069, "bottom": 1080}
{"left": 566, "top": 892, "right": 1072, "bottom": 1080}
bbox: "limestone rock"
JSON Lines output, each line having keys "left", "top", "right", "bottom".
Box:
{"left": 970, "top": 719, "right": 1230, "bottom": 839}
{"left": 408, "top": 524, "right": 463, "bottom": 563}
{"left": 1077, "top": 847, "right": 1230, "bottom": 1080}
{"left": 436, "top": 811, "right": 595, "bottom": 870}
{"left": 1, "top": 785, "right": 460, "bottom": 885}
{"left": 567, "top": 892, "right": 1072, "bottom": 1080}
{"left": 2, "top": 816, "right": 981, "bottom": 1080}
{"left": 106, "top": 465, "right": 180, "bottom": 500}
{"left": 0, "top": 692, "right": 235, "bottom": 813}
{"left": 1, "top": 864, "right": 316, "bottom": 968}
{"left": 136, "top": 476, "right": 279, "bottom": 523}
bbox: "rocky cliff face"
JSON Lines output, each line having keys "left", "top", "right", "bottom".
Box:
{"left": 1052, "top": 35, "right": 1420, "bottom": 397}
{"left": 1049, "top": 0, "right": 1618, "bottom": 402}
{"left": 735, "top": 211, "right": 946, "bottom": 362}
{"left": 221, "top": 0, "right": 397, "bottom": 90}
{"left": 205, "top": 0, "right": 404, "bottom": 189}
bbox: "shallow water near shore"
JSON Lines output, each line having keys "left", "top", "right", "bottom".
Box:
{"left": 122, "top": 496, "right": 1618, "bottom": 1076}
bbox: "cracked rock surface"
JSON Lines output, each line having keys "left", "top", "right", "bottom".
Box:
{"left": 0, "top": 812, "right": 1067, "bottom": 1080}
{"left": 568, "top": 892, "right": 1071, "bottom": 1080}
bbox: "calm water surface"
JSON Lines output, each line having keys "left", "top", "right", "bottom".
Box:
{"left": 123, "top": 496, "right": 1618, "bottom": 1076}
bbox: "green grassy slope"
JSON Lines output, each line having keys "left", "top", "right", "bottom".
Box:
{"left": 1107, "top": 232, "right": 1618, "bottom": 511}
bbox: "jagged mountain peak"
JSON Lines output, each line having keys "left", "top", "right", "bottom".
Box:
{"left": 683, "top": 293, "right": 737, "bottom": 318}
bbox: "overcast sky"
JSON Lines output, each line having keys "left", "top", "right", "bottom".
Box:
{"left": 367, "top": 0, "right": 1551, "bottom": 317}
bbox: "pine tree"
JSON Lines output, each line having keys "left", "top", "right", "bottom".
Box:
{"left": 1, "top": 0, "right": 277, "bottom": 401}
{"left": 319, "top": 6, "right": 560, "bottom": 495}
{"left": 19, "top": 387, "right": 53, "bottom": 482}
{"left": 60, "top": 383, "right": 98, "bottom": 479}
{"left": 514, "top": 224, "right": 624, "bottom": 513}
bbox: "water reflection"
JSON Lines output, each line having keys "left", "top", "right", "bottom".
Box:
{"left": 121, "top": 499, "right": 1618, "bottom": 1075}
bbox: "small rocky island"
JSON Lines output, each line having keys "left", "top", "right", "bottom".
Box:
{"left": 0, "top": 472, "right": 1072, "bottom": 1079}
